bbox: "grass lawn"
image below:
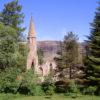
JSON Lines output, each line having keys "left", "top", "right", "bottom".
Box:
{"left": 0, "top": 94, "right": 100, "bottom": 100}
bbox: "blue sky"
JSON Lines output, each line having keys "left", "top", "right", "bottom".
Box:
{"left": 0, "top": 0, "right": 98, "bottom": 42}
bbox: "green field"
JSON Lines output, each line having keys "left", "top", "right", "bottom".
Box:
{"left": 0, "top": 94, "right": 100, "bottom": 100}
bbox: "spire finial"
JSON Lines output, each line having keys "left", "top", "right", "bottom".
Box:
{"left": 28, "top": 15, "right": 36, "bottom": 37}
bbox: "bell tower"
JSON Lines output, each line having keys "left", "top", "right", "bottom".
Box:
{"left": 27, "top": 16, "right": 38, "bottom": 72}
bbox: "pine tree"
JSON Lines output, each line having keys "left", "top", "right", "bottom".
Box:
{"left": 55, "top": 32, "right": 78, "bottom": 79}
{"left": 64, "top": 32, "right": 78, "bottom": 79}
{"left": 0, "top": 0, "right": 25, "bottom": 41}
{"left": 84, "top": 1, "right": 100, "bottom": 93}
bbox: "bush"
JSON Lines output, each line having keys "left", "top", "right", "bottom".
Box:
{"left": 65, "top": 80, "right": 79, "bottom": 98}
{"left": 83, "top": 86, "right": 97, "bottom": 95}
{"left": 33, "top": 85, "right": 44, "bottom": 96}
{"left": 42, "top": 82, "right": 55, "bottom": 95}
{"left": 18, "top": 69, "right": 43, "bottom": 95}
{"left": 0, "top": 68, "right": 44, "bottom": 96}
{"left": 67, "top": 80, "right": 79, "bottom": 94}
{"left": 55, "top": 80, "right": 68, "bottom": 93}
{"left": 0, "top": 67, "right": 21, "bottom": 94}
{"left": 55, "top": 80, "right": 79, "bottom": 94}
{"left": 96, "top": 86, "right": 100, "bottom": 96}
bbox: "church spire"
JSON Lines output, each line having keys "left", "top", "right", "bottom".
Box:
{"left": 27, "top": 15, "right": 38, "bottom": 70}
{"left": 28, "top": 16, "right": 36, "bottom": 37}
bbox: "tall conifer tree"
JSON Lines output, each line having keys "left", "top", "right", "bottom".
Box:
{"left": 55, "top": 32, "right": 78, "bottom": 79}
{"left": 84, "top": 1, "right": 100, "bottom": 92}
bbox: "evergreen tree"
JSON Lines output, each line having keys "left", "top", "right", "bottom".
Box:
{"left": 55, "top": 32, "right": 78, "bottom": 79}
{"left": 64, "top": 32, "right": 78, "bottom": 79}
{"left": 84, "top": 1, "right": 100, "bottom": 92}
{"left": 0, "top": 0, "right": 25, "bottom": 41}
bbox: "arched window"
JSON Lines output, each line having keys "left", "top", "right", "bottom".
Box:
{"left": 31, "top": 61, "right": 34, "bottom": 70}
{"left": 50, "top": 63, "right": 52, "bottom": 67}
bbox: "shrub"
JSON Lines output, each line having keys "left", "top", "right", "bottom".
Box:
{"left": 55, "top": 80, "right": 68, "bottom": 93}
{"left": 42, "top": 82, "right": 55, "bottom": 95}
{"left": 67, "top": 80, "right": 79, "bottom": 94}
{"left": 83, "top": 86, "right": 97, "bottom": 95}
{"left": 0, "top": 68, "right": 44, "bottom": 96}
{"left": 65, "top": 80, "right": 80, "bottom": 98}
{"left": 18, "top": 69, "right": 43, "bottom": 95}
{"left": 41, "top": 70, "right": 55, "bottom": 95}
{"left": 96, "top": 86, "right": 100, "bottom": 96}
{"left": 0, "top": 67, "right": 21, "bottom": 94}
{"left": 55, "top": 79, "right": 79, "bottom": 95}
{"left": 33, "top": 85, "right": 44, "bottom": 96}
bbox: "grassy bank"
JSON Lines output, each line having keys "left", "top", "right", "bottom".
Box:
{"left": 0, "top": 94, "right": 100, "bottom": 100}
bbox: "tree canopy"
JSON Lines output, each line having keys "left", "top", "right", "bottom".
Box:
{"left": 0, "top": 0, "right": 25, "bottom": 41}
{"left": 0, "top": 22, "right": 18, "bottom": 69}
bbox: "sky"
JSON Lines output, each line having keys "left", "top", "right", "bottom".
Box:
{"left": 0, "top": 0, "right": 98, "bottom": 42}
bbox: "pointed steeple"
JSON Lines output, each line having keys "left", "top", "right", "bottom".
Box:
{"left": 27, "top": 15, "right": 38, "bottom": 71}
{"left": 28, "top": 16, "right": 36, "bottom": 37}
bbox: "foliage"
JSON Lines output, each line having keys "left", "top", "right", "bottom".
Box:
{"left": 42, "top": 68, "right": 55, "bottom": 95}
{"left": 63, "top": 32, "right": 79, "bottom": 79}
{"left": 82, "top": 86, "right": 97, "bottom": 95}
{"left": 0, "top": 22, "right": 26, "bottom": 70}
{"left": 0, "top": 68, "right": 44, "bottom": 96}
{"left": 0, "top": 22, "right": 19, "bottom": 69}
{"left": 17, "top": 42, "right": 28, "bottom": 70}
{"left": 55, "top": 79, "right": 79, "bottom": 96}
{"left": 83, "top": 1, "right": 100, "bottom": 95}
{"left": 18, "top": 70, "right": 42, "bottom": 95}
{"left": 42, "top": 82, "right": 55, "bottom": 95}
{"left": 67, "top": 80, "right": 79, "bottom": 94}
{"left": 0, "top": 0, "right": 25, "bottom": 40}
{"left": 0, "top": 0, "right": 27, "bottom": 70}
{"left": 33, "top": 85, "right": 44, "bottom": 96}
{"left": 55, "top": 80, "right": 69, "bottom": 93}
{"left": 0, "top": 67, "right": 21, "bottom": 93}
{"left": 37, "top": 49, "right": 44, "bottom": 65}
{"left": 55, "top": 32, "right": 79, "bottom": 79}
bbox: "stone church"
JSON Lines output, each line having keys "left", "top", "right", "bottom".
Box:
{"left": 27, "top": 16, "right": 57, "bottom": 76}
{"left": 26, "top": 16, "right": 85, "bottom": 79}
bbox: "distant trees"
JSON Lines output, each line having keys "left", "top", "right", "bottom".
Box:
{"left": 0, "top": 0, "right": 25, "bottom": 41}
{"left": 83, "top": 1, "right": 100, "bottom": 94}
{"left": 55, "top": 32, "right": 79, "bottom": 79}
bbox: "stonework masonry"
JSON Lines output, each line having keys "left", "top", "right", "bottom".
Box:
{"left": 26, "top": 16, "right": 57, "bottom": 77}
{"left": 27, "top": 16, "right": 38, "bottom": 72}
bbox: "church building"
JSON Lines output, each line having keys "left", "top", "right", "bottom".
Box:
{"left": 26, "top": 16, "right": 57, "bottom": 77}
